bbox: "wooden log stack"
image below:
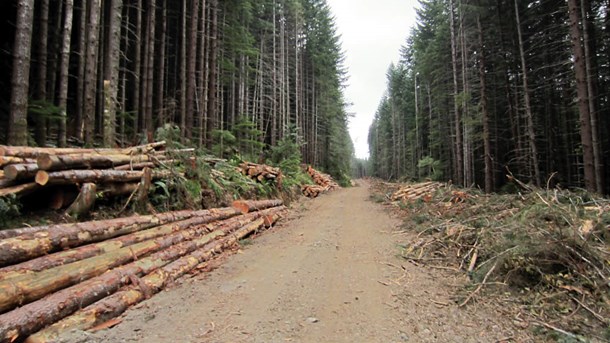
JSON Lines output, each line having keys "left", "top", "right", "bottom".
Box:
{"left": 0, "top": 199, "right": 286, "bottom": 343}
{"left": 390, "top": 181, "right": 445, "bottom": 202}
{"left": 238, "top": 162, "right": 283, "bottom": 189}
{"left": 0, "top": 142, "right": 182, "bottom": 215}
{"left": 302, "top": 165, "right": 339, "bottom": 198}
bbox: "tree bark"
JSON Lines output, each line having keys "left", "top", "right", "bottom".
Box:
{"left": 206, "top": 0, "right": 218, "bottom": 148}
{"left": 34, "top": 0, "right": 49, "bottom": 146}
{"left": 0, "top": 206, "right": 241, "bottom": 267}
{"left": 568, "top": 0, "right": 596, "bottom": 191}
{"left": 66, "top": 183, "right": 97, "bottom": 216}
{"left": 449, "top": 0, "right": 462, "bottom": 185}
{"left": 515, "top": 0, "right": 541, "bottom": 187}
{"left": 25, "top": 212, "right": 282, "bottom": 343}
{"left": 103, "top": 0, "right": 123, "bottom": 147}
{"left": 3, "top": 163, "right": 39, "bottom": 180}
{"left": 477, "top": 14, "right": 493, "bottom": 193}
{"left": 34, "top": 169, "right": 171, "bottom": 186}
{"left": 83, "top": 0, "right": 102, "bottom": 145}
{"left": 0, "top": 209, "right": 282, "bottom": 342}
{"left": 8, "top": 0, "right": 35, "bottom": 146}
{"left": 57, "top": 0, "right": 74, "bottom": 147}
{"left": 37, "top": 152, "right": 161, "bottom": 171}
{"left": 0, "top": 208, "right": 247, "bottom": 314}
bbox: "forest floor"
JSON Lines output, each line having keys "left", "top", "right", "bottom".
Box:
{"left": 60, "top": 179, "right": 539, "bottom": 343}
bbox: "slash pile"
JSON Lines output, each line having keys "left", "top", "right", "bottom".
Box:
{"left": 0, "top": 199, "right": 285, "bottom": 343}
{"left": 301, "top": 165, "right": 339, "bottom": 198}
{"left": 0, "top": 141, "right": 183, "bottom": 215}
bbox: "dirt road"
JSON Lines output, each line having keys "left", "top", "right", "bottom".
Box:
{"left": 84, "top": 181, "right": 528, "bottom": 343}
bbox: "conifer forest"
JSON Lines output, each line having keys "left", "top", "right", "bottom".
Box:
{"left": 0, "top": 0, "right": 353, "bottom": 181}
{"left": 368, "top": 0, "right": 610, "bottom": 194}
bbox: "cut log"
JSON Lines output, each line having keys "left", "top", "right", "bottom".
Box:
{"left": 232, "top": 199, "right": 284, "bottom": 214}
{"left": 0, "top": 207, "right": 242, "bottom": 265}
{"left": 301, "top": 184, "right": 327, "bottom": 198}
{"left": 0, "top": 208, "right": 263, "bottom": 280}
{"left": 36, "top": 153, "right": 162, "bottom": 171}
{"left": 0, "top": 177, "right": 16, "bottom": 189}
{"left": 35, "top": 169, "right": 172, "bottom": 186}
{"left": 97, "top": 182, "right": 139, "bottom": 197}
{"left": 0, "top": 209, "right": 283, "bottom": 342}
{"left": 0, "top": 199, "right": 281, "bottom": 241}
{"left": 25, "top": 212, "right": 282, "bottom": 343}
{"left": 48, "top": 186, "right": 79, "bottom": 210}
{"left": 0, "top": 156, "right": 35, "bottom": 168}
{"left": 306, "top": 165, "right": 339, "bottom": 190}
{"left": 113, "top": 159, "right": 177, "bottom": 171}
{"left": 0, "top": 182, "right": 39, "bottom": 198}
{"left": 0, "top": 207, "right": 250, "bottom": 313}
{"left": 3, "top": 163, "right": 39, "bottom": 180}
{"left": 0, "top": 141, "right": 166, "bottom": 158}
{"left": 66, "top": 183, "right": 97, "bottom": 216}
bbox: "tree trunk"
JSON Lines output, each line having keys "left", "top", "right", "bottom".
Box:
{"left": 8, "top": 0, "right": 35, "bottom": 146}
{"left": 155, "top": 0, "right": 166, "bottom": 127}
{"left": 144, "top": 0, "right": 156, "bottom": 141}
{"left": 103, "top": 0, "right": 123, "bottom": 147}
{"left": 57, "top": 0, "right": 74, "bottom": 147}
{"left": 186, "top": 0, "right": 200, "bottom": 140}
{"left": 514, "top": 0, "right": 541, "bottom": 187}
{"left": 34, "top": 0, "right": 49, "bottom": 146}
{"left": 75, "top": 0, "right": 87, "bottom": 141}
{"left": 580, "top": 0, "right": 603, "bottom": 193}
{"left": 477, "top": 14, "right": 493, "bottom": 193}
{"left": 206, "top": 0, "right": 218, "bottom": 148}
{"left": 131, "top": 0, "right": 142, "bottom": 139}
{"left": 83, "top": 0, "right": 101, "bottom": 145}
{"left": 568, "top": 0, "right": 596, "bottom": 191}
{"left": 449, "top": 0, "right": 462, "bottom": 185}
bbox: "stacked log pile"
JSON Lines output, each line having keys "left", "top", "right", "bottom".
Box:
{"left": 390, "top": 181, "right": 445, "bottom": 202}
{"left": 238, "top": 162, "right": 283, "bottom": 188}
{"left": 0, "top": 142, "right": 181, "bottom": 215}
{"left": 0, "top": 199, "right": 285, "bottom": 342}
{"left": 302, "top": 165, "right": 339, "bottom": 198}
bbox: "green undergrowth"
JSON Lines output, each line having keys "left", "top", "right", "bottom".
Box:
{"left": 374, "top": 181, "right": 610, "bottom": 341}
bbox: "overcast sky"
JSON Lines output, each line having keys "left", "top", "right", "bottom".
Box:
{"left": 326, "top": 0, "right": 418, "bottom": 159}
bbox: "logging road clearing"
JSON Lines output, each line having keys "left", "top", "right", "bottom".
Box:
{"left": 81, "top": 180, "right": 528, "bottom": 343}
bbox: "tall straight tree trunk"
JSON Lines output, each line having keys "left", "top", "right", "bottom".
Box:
{"left": 580, "top": 0, "right": 603, "bottom": 193}
{"left": 186, "top": 0, "right": 200, "bottom": 140}
{"left": 568, "top": 0, "right": 596, "bottom": 191}
{"left": 155, "top": 0, "right": 166, "bottom": 128}
{"left": 34, "top": 0, "right": 49, "bottom": 146}
{"left": 8, "top": 0, "right": 35, "bottom": 146}
{"left": 449, "top": 0, "right": 462, "bottom": 185}
{"left": 57, "top": 0, "right": 74, "bottom": 147}
{"left": 206, "top": 0, "right": 218, "bottom": 149}
{"left": 131, "top": 0, "right": 142, "bottom": 140}
{"left": 514, "top": 0, "right": 541, "bottom": 187}
{"left": 75, "top": 0, "right": 87, "bottom": 141}
{"left": 477, "top": 14, "right": 493, "bottom": 193}
{"left": 179, "top": 0, "right": 187, "bottom": 137}
{"left": 145, "top": 0, "right": 156, "bottom": 141}
{"left": 103, "top": 0, "right": 123, "bottom": 147}
{"left": 83, "top": 0, "right": 101, "bottom": 145}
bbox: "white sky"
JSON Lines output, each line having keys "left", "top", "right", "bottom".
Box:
{"left": 326, "top": 0, "right": 418, "bottom": 159}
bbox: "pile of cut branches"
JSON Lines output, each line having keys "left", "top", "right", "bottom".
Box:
{"left": 373, "top": 180, "right": 610, "bottom": 341}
